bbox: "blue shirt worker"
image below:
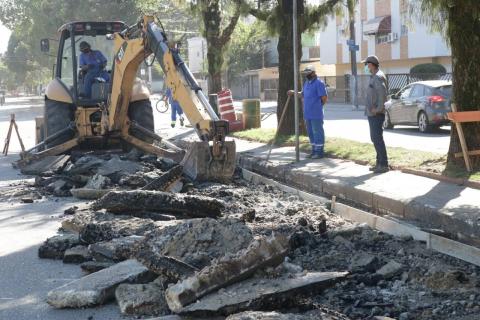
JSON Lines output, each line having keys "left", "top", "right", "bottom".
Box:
{"left": 79, "top": 41, "right": 110, "bottom": 98}
{"left": 363, "top": 55, "right": 389, "bottom": 173}
{"left": 165, "top": 88, "right": 184, "bottom": 128}
{"left": 289, "top": 65, "right": 328, "bottom": 159}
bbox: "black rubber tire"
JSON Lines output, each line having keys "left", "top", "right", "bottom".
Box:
{"left": 383, "top": 111, "right": 394, "bottom": 130}
{"left": 44, "top": 99, "right": 75, "bottom": 148}
{"left": 418, "top": 111, "right": 432, "bottom": 133}
{"left": 128, "top": 99, "right": 154, "bottom": 143}
{"left": 37, "top": 122, "right": 45, "bottom": 151}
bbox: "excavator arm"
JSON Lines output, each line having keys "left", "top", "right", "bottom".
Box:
{"left": 108, "top": 16, "right": 235, "bottom": 180}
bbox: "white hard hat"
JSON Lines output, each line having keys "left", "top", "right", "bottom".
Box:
{"left": 303, "top": 65, "right": 316, "bottom": 73}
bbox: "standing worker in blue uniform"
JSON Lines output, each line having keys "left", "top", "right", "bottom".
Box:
{"left": 79, "top": 41, "right": 110, "bottom": 98}
{"left": 289, "top": 65, "right": 328, "bottom": 159}
{"left": 164, "top": 88, "right": 185, "bottom": 128}
{"left": 363, "top": 55, "right": 389, "bottom": 173}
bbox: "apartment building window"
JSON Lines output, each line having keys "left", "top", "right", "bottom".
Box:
{"left": 376, "top": 34, "right": 389, "bottom": 44}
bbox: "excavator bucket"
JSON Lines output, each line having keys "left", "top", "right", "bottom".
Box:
{"left": 181, "top": 141, "right": 236, "bottom": 182}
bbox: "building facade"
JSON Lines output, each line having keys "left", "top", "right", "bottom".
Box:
{"left": 320, "top": 0, "right": 452, "bottom": 75}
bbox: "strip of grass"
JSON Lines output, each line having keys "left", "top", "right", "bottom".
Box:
{"left": 231, "top": 128, "right": 480, "bottom": 182}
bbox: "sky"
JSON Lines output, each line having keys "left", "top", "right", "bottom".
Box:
{"left": 0, "top": 22, "right": 12, "bottom": 54}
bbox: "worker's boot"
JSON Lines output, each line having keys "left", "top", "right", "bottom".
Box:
{"left": 171, "top": 121, "right": 176, "bottom": 128}
{"left": 179, "top": 116, "right": 185, "bottom": 127}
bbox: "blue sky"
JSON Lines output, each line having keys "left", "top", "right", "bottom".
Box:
{"left": 0, "top": 22, "right": 11, "bottom": 54}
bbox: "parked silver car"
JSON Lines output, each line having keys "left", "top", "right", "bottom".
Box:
{"left": 383, "top": 80, "right": 452, "bottom": 133}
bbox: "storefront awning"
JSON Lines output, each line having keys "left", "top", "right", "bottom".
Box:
{"left": 363, "top": 16, "right": 391, "bottom": 35}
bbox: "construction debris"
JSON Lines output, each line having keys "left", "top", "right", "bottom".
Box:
{"left": 20, "top": 155, "right": 70, "bottom": 175}
{"left": 115, "top": 281, "right": 169, "bottom": 316}
{"left": 70, "top": 173, "right": 111, "bottom": 199}
{"left": 47, "top": 259, "right": 156, "bottom": 308}
{"left": 61, "top": 210, "right": 159, "bottom": 244}
{"left": 178, "top": 272, "right": 348, "bottom": 316}
{"left": 135, "top": 218, "right": 253, "bottom": 270}
{"left": 142, "top": 164, "right": 184, "bottom": 191}
{"left": 80, "top": 261, "right": 115, "bottom": 274}
{"left": 89, "top": 235, "right": 145, "bottom": 262}
{"left": 17, "top": 151, "right": 480, "bottom": 319}
{"left": 63, "top": 245, "right": 92, "bottom": 264}
{"left": 166, "top": 234, "right": 290, "bottom": 312}
{"left": 226, "top": 310, "right": 350, "bottom": 320}
{"left": 376, "top": 260, "right": 404, "bottom": 280}
{"left": 91, "top": 190, "right": 224, "bottom": 218}
{"left": 38, "top": 233, "right": 81, "bottom": 259}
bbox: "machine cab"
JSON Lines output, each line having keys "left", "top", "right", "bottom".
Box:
{"left": 47, "top": 21, "right": 127, "bottom": 105}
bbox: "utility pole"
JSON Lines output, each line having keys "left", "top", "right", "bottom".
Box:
{"left": 293, "top": 0, "right": 300, "bottom": 162}
{"left": 348, "top": 3, "right": 359, "bottom": 110}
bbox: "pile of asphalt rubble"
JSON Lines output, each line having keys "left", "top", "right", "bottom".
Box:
{"left": 13, "top": 150, "right": 480, "bottom": 319}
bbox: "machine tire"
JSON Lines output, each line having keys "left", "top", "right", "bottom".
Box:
{"left": 44, "top": 99, "right": 75, "bottom": 148}
{"left": 128, "top": 99, "right": 154, "bottom": 143}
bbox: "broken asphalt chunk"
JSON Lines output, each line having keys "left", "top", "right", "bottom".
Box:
{"left": 38, "top": 233, "right": 81, "bottom": 259}
{"left": 177, "top": 271, "right": 348, "bottom": 316}
{"left": 88, "top": 235, "right": 145, "bottom": 262}
{"left": 62, "top": 210, "right": 157, "bottom": 244}
{"left": 376, "top": 260, "right": 404, "bottom": 279}
{"left": 166, "top": 234, "right": 290, "bottom": 312}
{"left": 47, "top": 259, "right": 156, "bottom": 308}
{"left": 63, "top": 245, "right": 92, "bottom": 264}
{"left": 70, "top": 174, "right": 111, "bottom": 199}
{"left": 20, "top": 155, "right": 70, "bottom": 175}
{"left": 80, "top": 261, "right": 115, "bottom": 274}
{"left": 115, "top": 282, "right": 169, "bottom": 316}
{"left": 79, "top": 214, "right": 157, "bottom": 244}
{"left": 142, "top": 165, "right": 184, "bottom": 191}
{"left": 92, "top": 190, "right": 224, "bottom": 218}
{"left": 135, "top": 218, "right": 253, "bottom": 270}
{"left": 226, "top": 310, "right": 348, "bottom": 320}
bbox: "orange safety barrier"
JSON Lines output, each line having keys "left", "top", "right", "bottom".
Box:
{"left": 217, "top": 89, "right": 243, "bottom": 132}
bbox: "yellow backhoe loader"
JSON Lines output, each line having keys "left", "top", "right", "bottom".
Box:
{"left": 22, "top": 16, "right": 235, "bottom": 181}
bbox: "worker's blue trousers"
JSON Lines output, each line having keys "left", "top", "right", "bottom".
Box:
{"left": 171, "top": 102, "right": 184, "bottom": 121}
{"left": 83, "top": 66, "right": 110, "bottom": 98}
{"left": 305, "top": 119, "right": 324, "bottom": 156}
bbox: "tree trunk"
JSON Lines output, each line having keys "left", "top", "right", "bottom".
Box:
{"left": 446, "top": 4, "right": 480, "bottom": 170}
{"left": 276, "top": 16, "right": 305, "bottom": 136}
{"left": 202, "top": 0, "right": 223, "bottom": 95}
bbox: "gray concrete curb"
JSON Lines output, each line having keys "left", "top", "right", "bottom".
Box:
{"left": 237, "top": 153, "right": 480, "bottom": 248}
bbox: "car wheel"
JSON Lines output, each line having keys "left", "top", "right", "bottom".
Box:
{"left": 383, "top": 112, "right": 394, "bottom": 130}
{"left": 418, "top": 111, "right": 432, "bottom": 133}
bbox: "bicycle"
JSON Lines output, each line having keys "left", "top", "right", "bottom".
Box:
{"left": 155, "top": 94, "right": 170, "bottom": 113}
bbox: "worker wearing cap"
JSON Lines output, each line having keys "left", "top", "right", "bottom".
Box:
{"left": 363, "top": 55, "right": 389, "bottom": 173}
{"left": 79, "top": 41, "right": 110, "bottom": 98}
{"left": 289, "top": 65, "right": 328, "bottom": 159}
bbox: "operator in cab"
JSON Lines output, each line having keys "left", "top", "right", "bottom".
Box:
{"left": 79, "top": 41, "right": 110, "bottom": 98}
